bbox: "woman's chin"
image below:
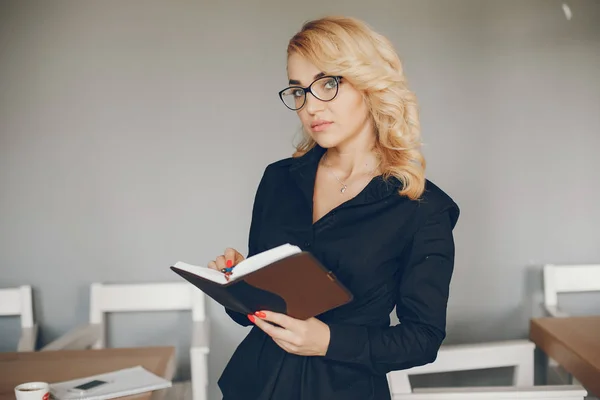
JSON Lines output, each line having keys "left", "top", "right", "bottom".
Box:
{"left": 311, "top": 134, "right": 343, "bottom": 150}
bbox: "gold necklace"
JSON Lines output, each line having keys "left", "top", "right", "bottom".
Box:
{"left": 322, "top": 152, "right": 380, "bottom": 194}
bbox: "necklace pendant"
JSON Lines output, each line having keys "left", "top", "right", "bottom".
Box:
{"left": 340, "top": 185, "right": 347, "bottom": 193}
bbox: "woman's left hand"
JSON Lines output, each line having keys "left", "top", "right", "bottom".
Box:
{"left": 250, "top": 311, "right": 331, "bottom": 356}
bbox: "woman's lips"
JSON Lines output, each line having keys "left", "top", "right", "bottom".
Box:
{"left": 310, "top": 120, "right": 333, "bottom": 132}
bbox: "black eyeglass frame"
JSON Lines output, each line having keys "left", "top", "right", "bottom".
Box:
{"left": 278, "top": 75, "right": 343, "bottom": 111}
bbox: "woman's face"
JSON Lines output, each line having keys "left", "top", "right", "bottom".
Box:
{"left": 286, "top": 53, "right": 374, "bottom": 150}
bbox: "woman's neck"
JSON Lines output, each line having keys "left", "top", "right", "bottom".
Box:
{"left": 322, "top": 141, "right": 380, "bottom": 180}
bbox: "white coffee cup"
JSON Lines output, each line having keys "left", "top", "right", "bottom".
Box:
{"left": 14, "top": 382, "right": 50, "bottom": 400}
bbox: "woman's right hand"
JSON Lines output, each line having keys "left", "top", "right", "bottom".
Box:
{"left": 207, "top": 247, "right": 245, "bottom": 273}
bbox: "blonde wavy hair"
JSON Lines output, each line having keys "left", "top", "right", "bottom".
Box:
{"left": 288, "top": 16, "right": 425, "bottom": 200}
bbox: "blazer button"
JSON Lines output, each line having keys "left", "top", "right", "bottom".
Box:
{"left": 304, "top": 241, "right": 311, "bottom": 248}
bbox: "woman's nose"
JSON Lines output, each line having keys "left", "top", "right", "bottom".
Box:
{"left": 304, "top": 92, "right": 326, "bottom": 114}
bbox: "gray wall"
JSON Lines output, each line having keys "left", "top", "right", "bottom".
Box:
{"left": 1, "top": 0, "right": 599, "bottom": 397}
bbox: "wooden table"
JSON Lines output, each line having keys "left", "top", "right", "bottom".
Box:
{"left": 0, "top": 347, "right": 175, "bottom": 400}
{"left": 530, "top": 316, "right": 600, "bottom": 397}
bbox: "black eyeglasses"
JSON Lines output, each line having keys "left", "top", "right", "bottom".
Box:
{"left": 278, "top": 75, "right": 342, "bottom": 111}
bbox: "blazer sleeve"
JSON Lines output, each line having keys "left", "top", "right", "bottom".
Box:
{"left": 323, "top": 201, "right": 459, "bottom": 375}
{"left": 224, "top": 166, "right": 270, "bottom": 327}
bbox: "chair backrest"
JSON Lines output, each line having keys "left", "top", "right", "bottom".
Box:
{"left": 543, "top": 264, "right": 600, "bottom": 310}
{"left": 387, "top": 340, "right": 535, "bottom": 395}
{"left": 0, "top": 285, "right": 34, "bottom": 328}
{"left": 89, "top": 282, "right": 205, "bottom": 348}
{"left": 391, "top": 385, "right": 587, "bottom": 400}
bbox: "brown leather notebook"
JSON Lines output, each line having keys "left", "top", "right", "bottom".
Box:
{"left": 170, "top": 244, "right": 353, "bottom": 320}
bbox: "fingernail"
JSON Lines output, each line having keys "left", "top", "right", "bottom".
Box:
{"left": 226, "top": 259, "right": 233, "bottom": 268}
{"left": 247, "top": 314, "right": 255, "bottom": 323}
{"left": 255, "top": 311, "right": 266, "bottom": 318}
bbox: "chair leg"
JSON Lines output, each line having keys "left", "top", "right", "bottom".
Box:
{"left": 387, "top": 372, "right": 412, "bottom": 395}
{"left": 191, "top": 351, "right": 207, "bottom": 400}
{"left": 513, "top": 355, "right": 534, "bottom": 386}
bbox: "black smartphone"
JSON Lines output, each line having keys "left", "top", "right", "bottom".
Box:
{"left": 68, "top": 379, "right": 108, "bottom": 393}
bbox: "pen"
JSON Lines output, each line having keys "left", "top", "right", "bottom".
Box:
{"left": 220, "top": 260, "right": 234, "bottom": 281}
{"left": 220, "top": 260, "right": 234, "bottom": 274}
{"left": 220, "top": 268, "right": 233, "bottom": 282}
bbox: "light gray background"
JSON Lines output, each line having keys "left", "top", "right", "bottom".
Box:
{"left": 1, "top": 0, "right": 599, "bottom": 398}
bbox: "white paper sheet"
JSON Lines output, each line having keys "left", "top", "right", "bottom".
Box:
{"left": 49, "top": 365, "right": 171, "bottom": 400}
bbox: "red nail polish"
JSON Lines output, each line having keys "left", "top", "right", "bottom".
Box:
{"left": 247, "top": 314, "right": 255, "bottom": 323}
{"left": 226, "top": 259, "right": 233, "bottom": 268}
{"left": 255, "top": 311, "right": 266, "bottom": 318}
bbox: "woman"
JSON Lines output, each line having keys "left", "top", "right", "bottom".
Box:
{"left": 209, "top": 16, "right": 460, "bottom": 400}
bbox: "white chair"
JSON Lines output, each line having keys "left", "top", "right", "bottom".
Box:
{"left": 387, "top": 339, "right": 587, "bottom": 399}
{"left": 42, "top": 282, "right": 209, "bottom": 400}
{"left": 543, "top": 264, "right": 600, "bottom": 318}
{"left": 386, "top": 339, "right": 535, "bottom": 395}
{"left": 390, "top": 385, "right": 587, "bottom": 399}
{"left": 0, "top": 285, "right": 37, "bottom": 351}
{"left": 541, "top": 263, "right": 600, "bottom": 386}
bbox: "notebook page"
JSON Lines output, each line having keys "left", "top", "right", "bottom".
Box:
{"left": 229, "top": 243, "right": 301, "bottom": 280}
{"left": 171, "top": 261, "right": 228, "bottom": 284}
{"left": 171, "top": 243, "right": 301, "bottom": 285}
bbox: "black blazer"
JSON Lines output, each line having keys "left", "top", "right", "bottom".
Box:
{"left": 218, "top": 145, "right": 460, "bottom": 400}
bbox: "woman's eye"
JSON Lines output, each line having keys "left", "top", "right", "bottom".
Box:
{"left": 324, "top": 78, "right": 337, "bottom": 89}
